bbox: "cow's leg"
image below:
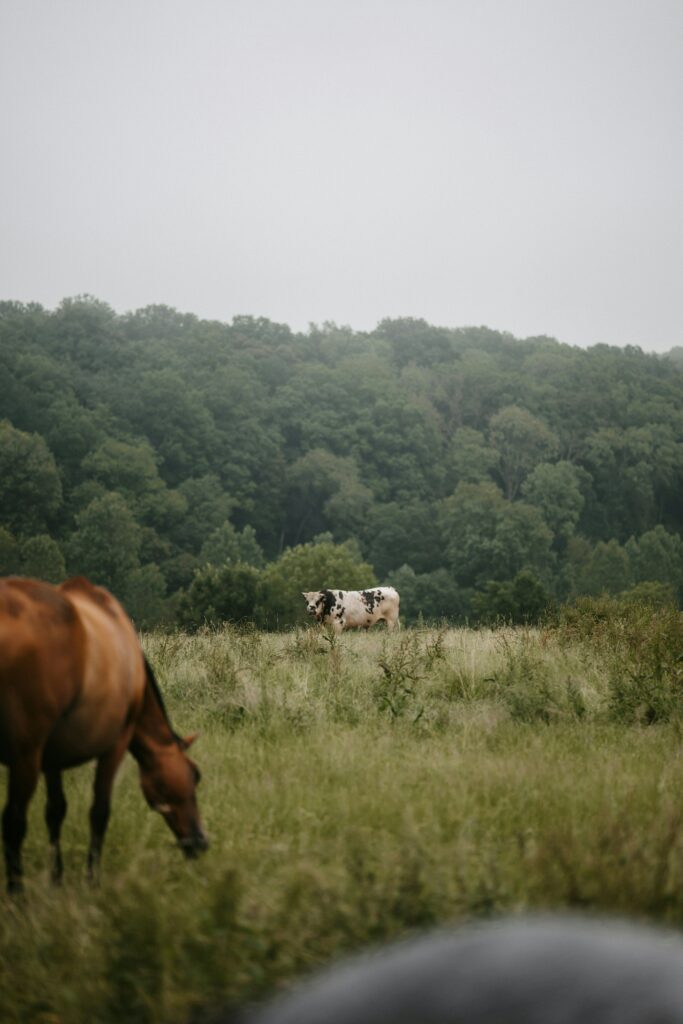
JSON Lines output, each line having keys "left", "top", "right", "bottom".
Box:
{"left": 44, "top": 770, "right": 67, "bottom": 884}
{"left": 2, "top": 750, "right": 42, "bottom": 893}
{"left": 390, "top": 601, "right": 401, "bottom": 630}
{"left": 88, "top": 737, "right": 129, "bottom": 882}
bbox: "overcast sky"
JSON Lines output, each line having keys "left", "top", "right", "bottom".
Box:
{"left": 1, "top": 0, "right": 681, "bottom": 351}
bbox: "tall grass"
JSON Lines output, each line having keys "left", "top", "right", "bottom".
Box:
{"left": 1, "top": 608, "right": 682, "bottom": 1022}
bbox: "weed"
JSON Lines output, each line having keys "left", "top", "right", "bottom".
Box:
{"left": 374, "top": 633, "right": 424, "bottom": 720}
{"left": 2, "top": 615, "right": 683, "bottom": 1022}
{"left": 556, "top": 600, "right": 683, "bottom": 724}
{"left": 106, "top": 882, "right": 164, "bottom": 1024}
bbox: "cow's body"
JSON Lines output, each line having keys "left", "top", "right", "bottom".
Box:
{"left": 303, "top": 587, "right": 399, "bottom": 634}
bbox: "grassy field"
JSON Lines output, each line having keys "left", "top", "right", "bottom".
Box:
{"left": 1, "top": 607, "right": 682, "bottom": 1023}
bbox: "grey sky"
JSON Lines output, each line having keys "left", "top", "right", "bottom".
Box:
{"left": 1, "top": 0, "right": 681, "bottom": 351}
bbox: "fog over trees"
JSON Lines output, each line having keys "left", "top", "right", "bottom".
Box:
{"left": 1, "top": 296, "right": 681, "bottom": 626}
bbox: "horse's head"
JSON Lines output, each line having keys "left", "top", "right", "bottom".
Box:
{"left": 139, "top": 733, "right": 209, "bottom": 857}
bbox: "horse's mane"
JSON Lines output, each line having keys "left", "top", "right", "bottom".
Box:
{"left": 143, "top": 656, "right": 183, "bottom": 745}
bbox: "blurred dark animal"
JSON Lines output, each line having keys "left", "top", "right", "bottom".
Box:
{"left": 0, "top": 576, "right": 207, "bottom": 892}
{"left": 239, "top": 915, "right": 683, "bottom": 1023}
{"left": 302, "top": 587, "right": 400, "bottom": 633}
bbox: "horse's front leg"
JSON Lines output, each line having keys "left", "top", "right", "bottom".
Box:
{"left": 44, "top": 770, "right": 67, "bottom": 884}
{"left": 88, "top": 737, "right": 129, "bottom": 883}
{"left": 2, "top": 750, "right": 42, "bottom": 894}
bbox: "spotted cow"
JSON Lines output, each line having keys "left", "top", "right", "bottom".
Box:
{"left": 302, "top": 587, "right": 400, "bottom": 634}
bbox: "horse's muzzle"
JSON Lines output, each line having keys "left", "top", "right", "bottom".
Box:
{"left": 179, "top": 831, "right": 209, "bottom": 858}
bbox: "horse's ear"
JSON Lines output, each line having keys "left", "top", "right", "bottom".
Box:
{"left": 180, "top": 732, "right": 200, "bottom": 750}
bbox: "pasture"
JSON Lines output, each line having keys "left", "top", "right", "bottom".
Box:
{"left": 1, "top": 608, "right": 682, "bottom": 1024}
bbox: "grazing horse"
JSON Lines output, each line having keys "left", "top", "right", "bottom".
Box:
{"left": 0, "top": 576, "right": 208, "bottom": 892}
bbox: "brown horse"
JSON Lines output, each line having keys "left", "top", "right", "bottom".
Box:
{"left": 0, "top": 575, "right": 208, "bottom": 892}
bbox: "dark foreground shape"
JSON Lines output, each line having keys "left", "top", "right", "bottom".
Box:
{"left": 0, "top": 576, "right": 207, "bottom": 892}
{"left": 240, "top": 916, "right": 683, "bottom": 1024}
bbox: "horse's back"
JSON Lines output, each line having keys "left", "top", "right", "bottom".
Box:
{"left": 59, "top": 577, "right": 141, "bottom": 668}
{"left": 0, "top": 577, "right": 146, "bottom": 769}
{"left": 0, "top": 578, "right": 85, "bottom": 760}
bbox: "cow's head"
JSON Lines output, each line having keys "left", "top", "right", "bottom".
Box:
{"left": 302, "top": 591, "right": 325, "bottom": 620}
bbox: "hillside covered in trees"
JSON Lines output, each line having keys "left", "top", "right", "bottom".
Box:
{"left": 1, "top": 297, "right": 682, "bottom": 626}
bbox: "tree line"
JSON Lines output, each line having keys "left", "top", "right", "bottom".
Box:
{"left": 1, "top": 296, "right": 681, "bottom": 626}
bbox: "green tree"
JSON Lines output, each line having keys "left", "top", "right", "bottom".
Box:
{"left": 571, "top": 538, "right": 633, "bottom": 597}
{"left": 375, "top": 317, "right": 454, "bottom": 369}
{"left": 19, "top": 535, "right": 66, "bottom": 582}
{"left": 123, "top": 564, "right": 169, "bottom": 629}
{"left": 352, "top": 399, "right": 446, "bottom": 502}
{"left": 51, "top": 295, "right": 118, "bottom": 364}
{"left": 284, "top": 449, "right": 371, "bottom": 546}
{"left": 385, "top": 564, "right": 469, "bottom": 624}
{"left": 109, "top": 369, "right": 217, "bottom": 486}
{"left": 447, "top": 427, "right": 499, "bottom": 488}
{"left": 178, "top": 562, "right": 262, "bottom": 629}
{"left": 162, "top": 551, "right": 201, "bottom": 594}
{"left": 0, "top": 527, "right": 20, "bottom": 575}
{"left": 172, "top": 475, "right": 235, "bottom": 554}
{"left": 440, "top": 482, "right": 553, "bottom": 587}
{"left": 199, "top": 522, "right": 264, "bottom": 568}
{"left": 362, "top": 500, "right": 443, "bottom": 577}
{"left": 2, "top": 297, "right": 683, "bottom": 615}
{"left": 0, "top": 420, "right": 63, "bottom": 535}
{"left": 489, "top": 406, "right": 559, "bottom": 500}
{"left": 323, "top": 477, "right": 374, "bottom": 543}
{"left": 625, "top": 526, "right": 683, "bottom": 599}
{"left": 493, "top": 502, "right": 555, "bottom": 582}
{"left": 67, "top": 492, "right": 142, "bottom": 597}
{"left": 81, "top": 438, "right": 169, "bottom": 520}
{"left": 199, "top": 361, "right": 286, "bottom": 547}
{"left": 578, "top": 426, "right": 683, "bottom": 541}
{"left": 456, "top": 348, "right": 506, "bottom": 429}
{"left": 472, "top": 570, "right": 553, "bottom": 625}
{"left": 618, "top": 580, "right": 678, "bottom": 608}
{"left": 521, "top": 461, "right": 586, "bottom": 543}
{"left": 43, "top": 396, "right": 104, "bottom": 493}
{"left": 439, "top": 482, "right": 503, "bottom": 587}
{"left": 258, "top": 537, "right": 377, "bottom": 628}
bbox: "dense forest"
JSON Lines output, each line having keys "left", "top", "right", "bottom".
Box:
{"left": 1, "top": 296, "right": 682, "bottom": 626}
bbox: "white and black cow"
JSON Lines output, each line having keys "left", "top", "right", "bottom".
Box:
{"left": 302, "top": 587, "right": 400, "bottom": 634}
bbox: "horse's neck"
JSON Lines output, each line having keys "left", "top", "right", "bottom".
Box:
{"left": 129, "top": 680, "right": 176, "bottom": 764}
